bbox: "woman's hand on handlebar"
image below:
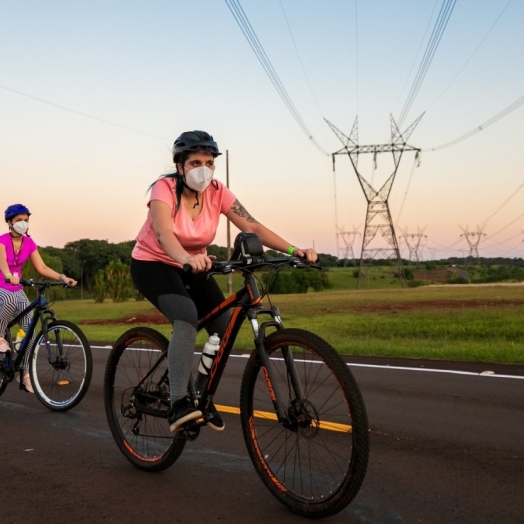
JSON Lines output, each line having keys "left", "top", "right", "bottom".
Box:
{"left": 293, "top": 248, "right": 317, "bottom": 263}
{"left": 183, "top": 254, "right": 216, "bottom": 273}
{"left": 6, "top": 275, "right": 20, "bottom": 285}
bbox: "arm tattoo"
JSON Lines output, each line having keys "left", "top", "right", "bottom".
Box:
{"left": 231, "top": 199, "right": 258, "bottom": 223}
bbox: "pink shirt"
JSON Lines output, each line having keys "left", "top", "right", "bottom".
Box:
{"left": 0, "top": 232, "right": 38, "bottom": 292}
{"left": 132, "top": 177, "right": 236, "bottom": 267}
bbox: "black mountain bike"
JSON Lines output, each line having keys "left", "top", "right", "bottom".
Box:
{"left": 104, "top": 236, "right": 369, "bottom": 518}
{"left": 0, "top": 279, "right": 92, "bottom": 411}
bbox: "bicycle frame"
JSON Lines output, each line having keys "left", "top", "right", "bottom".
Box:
{"left": 3, "top": 285, "right": 57, "bottom": 372}
{"left": 131, "top": 259, "right": 311, "bottom": 426}
{"left": 195, "top": 268, "right": 301, "bottom": 424}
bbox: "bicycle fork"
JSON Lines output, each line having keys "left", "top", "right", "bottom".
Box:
{"left": 249, "top": 307, "right": 305, "bottom": 428}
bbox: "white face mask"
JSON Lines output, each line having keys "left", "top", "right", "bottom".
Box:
{"left": 12, "top": 221, "right": 29, "bottom": 235}
{"left": 184, "top": 166, "right": 214, "bottom": 193}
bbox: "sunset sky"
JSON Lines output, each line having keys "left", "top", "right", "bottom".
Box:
{"left": 1, "top": 0, "right": 523, "bottom": 260}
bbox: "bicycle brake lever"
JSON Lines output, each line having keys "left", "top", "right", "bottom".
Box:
{"left": 208, "top": 264, "right": 234, "bottom": 278}
{"left": 291, "top": 257, "right": 322, "bottom": 270}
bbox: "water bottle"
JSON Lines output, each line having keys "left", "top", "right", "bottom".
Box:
{"left": 13, "top": 329, "right": 25, "bottom": 356}
{"left": 195, "top": 333, "right": 220, "bottom": 393}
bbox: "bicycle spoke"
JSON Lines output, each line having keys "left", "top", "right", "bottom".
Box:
{"left": 31, "top": 321, "right": 92, "bottom": 411}
{"left": 240, "top": 328, "right": 369, "bottom": 517}
{"left": 104, "top": 327, "right": 185, "bottom": 471}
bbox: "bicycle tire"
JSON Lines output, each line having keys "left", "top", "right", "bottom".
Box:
{"left": 240, "top": 328, "right": 369, "bottom": 518}
{"left": 104, "top": 327, "right": 185, "bottom": 472}
{"left": 30, "top": 320, "right": 93, "bottom": 412}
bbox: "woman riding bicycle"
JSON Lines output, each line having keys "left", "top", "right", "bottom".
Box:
{"left": 131, "top": 130, "right": 316, "bottom": 432}
{"left": 0, "top": 203, "right": 77, "bottom": 393}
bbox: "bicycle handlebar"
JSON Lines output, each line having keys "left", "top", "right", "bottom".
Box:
{"left": 183, "top": 255, "right": 321, "bottom": 275}
{"left": 4, "top": 278, "right": 71, "bottom": 288}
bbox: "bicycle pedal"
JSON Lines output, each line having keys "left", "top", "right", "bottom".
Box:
{"left": 181, "top": 421, "right": 201, "bottom": 441}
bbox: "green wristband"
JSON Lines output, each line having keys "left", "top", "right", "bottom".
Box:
{"left": 287, "top": 245, "right": 296, "bottom": 255}
{"left": 5, "top": 273, "right": 13, "bottom": 278}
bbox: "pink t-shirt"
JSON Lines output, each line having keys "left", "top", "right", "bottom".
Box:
{"left": 0, "top": 232, "right": 38, "bottom": 292}
{"left": 132, "top": 177, "right": 236, "bottom": 267}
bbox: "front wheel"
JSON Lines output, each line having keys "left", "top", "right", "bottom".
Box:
{"left": 104, "top": 327, "right": 185, "bottom": 472}
{"left": 30, "top": 320, "right": 92, "bottom": 412}
{"left": 240, "top": 328, "right": 369, "bottom": 518}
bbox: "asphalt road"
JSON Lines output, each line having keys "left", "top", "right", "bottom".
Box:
{"left": 1, "top": 348, "right": 523, "bottom": 524}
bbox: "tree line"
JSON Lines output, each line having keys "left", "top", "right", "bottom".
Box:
{"left": 24, "top": 239, "right": 523, "bottom": 300}
{"left": 23, "top": 239, "right": 339, "bottom": 300}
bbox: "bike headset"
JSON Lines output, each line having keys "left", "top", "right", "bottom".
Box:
{"left": 170, "top": 131, "right": 223, "bottom": 211}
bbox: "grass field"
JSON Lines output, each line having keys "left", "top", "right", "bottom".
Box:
{"left": 45, "top": 282, "right": 524, "bottom": 365}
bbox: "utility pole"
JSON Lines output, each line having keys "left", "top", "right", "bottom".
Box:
{"left": 399, "top": 226, "right": 427, "bottom": 264}
{"left": 459, "top": 225, "right": 486, "bottom": 260}
{"left": 327, "top": 114, "right": 423, "bottom": 289}
{"left": 226, "top": 150, "right": 233, "bottom": 294}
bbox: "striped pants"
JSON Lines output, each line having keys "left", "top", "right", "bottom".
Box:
{"left": 0, "top": 288, "right": 34, "bottom": 371}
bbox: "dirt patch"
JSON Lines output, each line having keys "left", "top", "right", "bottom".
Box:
{"left": 322, "top": 299, "right": 524, "bottom": 313}
{"left": 80, "top": 310, "right": 167, "bottom": 325}
{"left": 80, "top": 299, "right": 524, "bottom": 325}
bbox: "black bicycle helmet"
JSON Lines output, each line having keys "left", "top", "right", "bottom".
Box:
{"left": 5, "top": 203, "right": 31, "bottom": 222}
{"left": 172, "top": 130, "right": 222, "bottom": 163}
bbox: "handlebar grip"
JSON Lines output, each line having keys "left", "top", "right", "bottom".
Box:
{"left": 182, "top": 263, "right": 193, "bottom": 273}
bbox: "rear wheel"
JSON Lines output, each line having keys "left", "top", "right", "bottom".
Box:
{"left": 30, "top": 320, "right": 92, "bottom": 411}
{"left": 0, "top": 376, "right": 7, "bottom": 396}
{"left": 104, "top": 327, "right": 185, "bottom": 472}
{"left": 240, "top": 328, "right": 369, "bottom": 518}
{"left": 0, "top": 334, "right": 12, "bottom": 396}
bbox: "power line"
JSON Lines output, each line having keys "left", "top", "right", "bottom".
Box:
{"left": 0, "top": 84, "right": 170, "bottom": 141}
{"left": 398, "top": 0, "right": 457, "bottom": 127}
{"left": 423, "top": 93, "right": 524, "bottom": 151}
{"left": 426, "top": 0, "right": 513, "bottom": 111}
{"left": 484, "top": 230, "right": 523, "bottom": 249}
{"left": 395, "top": 152, "right": 420, "bottom": 225}
{"left": 393, "top": 0, "right": 440, "bottom": 114}
{"left": 481, "top": 177, "right": 524, "bottom": 227}
{"left": 486, "top": 210, "right": 524, "bottom": 238}
{"left": 225, "top": 0, "right": 329, "bottom": 155}
{"left": 354, "top": 0, "right": 359, "bottom": 115}
{"left": 278, "top": 0, "right": 323, "bottom": 117}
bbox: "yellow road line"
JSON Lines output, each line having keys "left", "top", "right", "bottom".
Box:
{"left": 214, "top": 404, "right": 351, "bottom": 433}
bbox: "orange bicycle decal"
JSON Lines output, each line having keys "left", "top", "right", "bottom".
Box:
{"left": 199, "top": 294, "right": 238, "bottom": 325}
{"left": 208, "top": 306, "right": 241, "bottom": 384}
{"left": 262, "top": 366, "right": 276, "bottom": 402}
{"left": 123, "top": 440, "right": 161, "bottom": 462}
{"left": 249, "top": 417, "right": 287, "bottom": 492}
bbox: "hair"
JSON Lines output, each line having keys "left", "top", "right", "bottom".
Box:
{"left": 148, "top": 151, "right": 218, "bottom": 214}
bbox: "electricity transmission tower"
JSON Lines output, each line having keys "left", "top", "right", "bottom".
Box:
{"left": 327, "top": 114, "right": 423, "bottom": 289}
{"left": 399, "top": 226, "right": 427, "bottom": 264}
{"left": 459, "top": 225, "right": 486, "bottom": 260}
{"left": 337, "top": 227, "right": 360, "bottom": 266}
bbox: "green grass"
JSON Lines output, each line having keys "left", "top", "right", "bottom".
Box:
{"left": 326, "top": 266, "right": 404, "bottom": 290}
{"left": 47, "top": 284, "right": 524, "bottom": 365}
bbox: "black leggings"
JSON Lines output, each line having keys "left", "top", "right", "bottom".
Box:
{"left": 130, "top": 258, "right": 226, "bottom": 328}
